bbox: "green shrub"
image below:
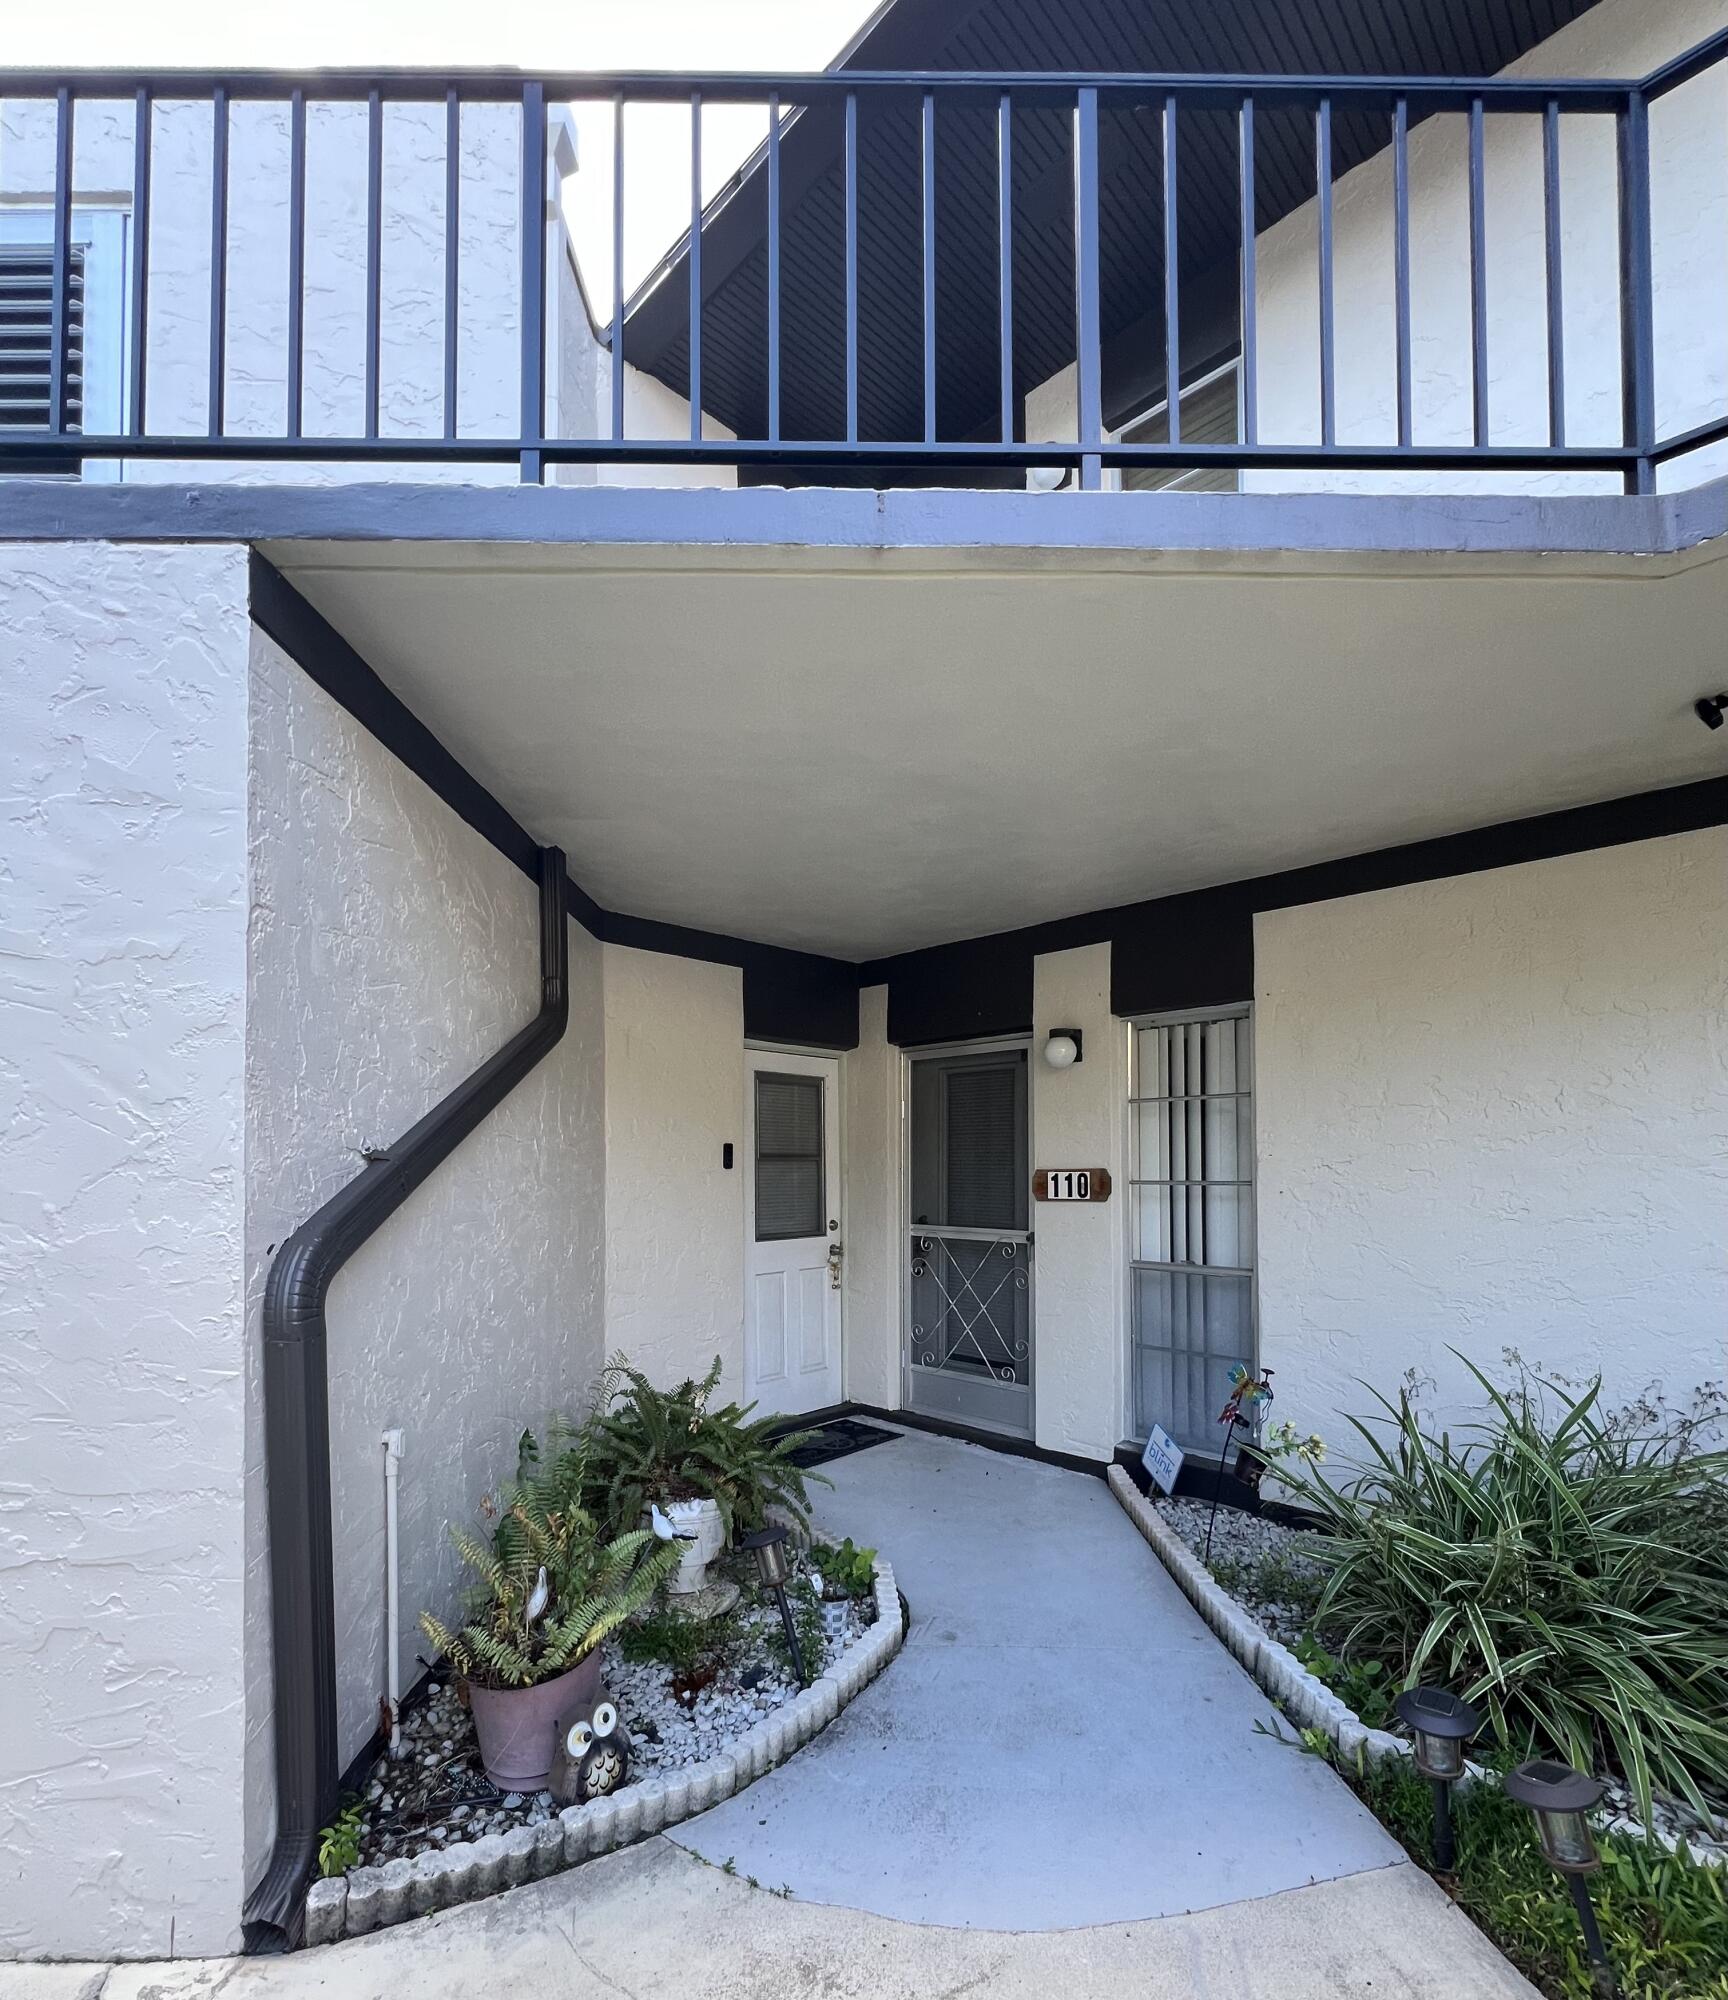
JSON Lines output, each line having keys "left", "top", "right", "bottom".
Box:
{"left": 317, "top": 1799, "right": 365, "bottom": 1878}
{"left": 420, "top": 1462, "right": 681, "bottom": 1689}
{"left": 619, "top": 1604, "right": 741, "bottom": 1674}
{"left": 811, "top": 1536, "right": 876, "bottom": 1600}
{"left": 1272, "top": 1356, "right": 1728, "bottom": 1825}
{"left": 575, "top": 1353, "right": 828, "bottom": 1540}
{"left": 1357, "top": 1752, "right": 1728, "bottom": 2000}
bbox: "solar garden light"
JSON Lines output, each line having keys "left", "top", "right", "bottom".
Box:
{"left": 1503, "top": 1760, "right": 1620, "bottom": 2000}
{"left": 1393, "top": 1685, "right": 1481, "bottom": 1871}
{"left": 741, "top": 1524, "right": 806, "bottom": 1686}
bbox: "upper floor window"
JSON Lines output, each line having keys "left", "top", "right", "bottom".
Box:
{"left": 1116, "top": 361, "right": 1241, "bottom": 495}
{"left": 0, "top": 207, "right": 127, "bottom": 476}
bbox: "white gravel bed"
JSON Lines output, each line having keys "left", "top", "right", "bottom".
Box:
{"left": 356, "top": 1589, "right": 872, "bottom": 1867}
{"left": 1152, "top": 1495, "right": 1326, "bottom": 1649}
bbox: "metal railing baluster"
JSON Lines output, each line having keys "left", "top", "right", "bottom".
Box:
{"left": 444, "top": 89, "right": 460, "bottom": 442}
{"left": 1468, "top": 95, "right": 1489, "bottom": 447}
{"left": 922, "top": 89, "right": 937, "bottom": 446}
{"left": 1616, "top": 90, "right": 1656, "bottom": 495}
{"left": 844, "top": 90, "right": 859, "bottom": 444}
{"left": 1073, "top": 85, "right": 1102, "bottom": 488}
{"left": 364, "top": 87, "right": 382, "bottom": 442}
{"left": 1316, "top": 94, "right": 1335, "bottom": 450}
{"left": 128, "top": 88, "right": 151, "bottom": 435}
{"left": 611, "top": 92, "right": 625, "bottom": 443}
{"left": 287, "top": 88, "right": 306, "bottom": 441}
{"left": 519, "top": 80, "right": 546, "bottom": 481}
{"left": 1542, "top": 97, "right": 1564, "bottom": 449}
{"left": 1393, "top": 96, "right": 1412, "bottom": 450}
{"left": 1238, "top": 95, "right": 1257, "bottom": 448}
{"left": 997, "top": 91, "right": 1013, "bottom": 446}
{"left": 688, "top": 92, "right": 702, "bottom": 444}
{"left": 767, "top": 92, "right": 781, "bottom": 445}
{"left": 209, "top": 85, "right": 228, "bottom": 437}
{"left": 1163, "top": 93, "right": 1181, "bottom": 448}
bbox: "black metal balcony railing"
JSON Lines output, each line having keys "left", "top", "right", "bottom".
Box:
{"left": 3, "top": 29, "right": 1726, "bottom": 494}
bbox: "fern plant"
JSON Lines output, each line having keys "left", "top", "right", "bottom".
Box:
{"left": 420, "top": 1455, "right": 681, "bottom": 1690}
{"left": 572, "top": 1353, "right": 828, "bottom": 1540}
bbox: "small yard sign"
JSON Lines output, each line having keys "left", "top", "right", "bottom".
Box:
{"left": 1141, "top": 1423, "right": 1184, "bottom": 1496}
{"left": 1032, "top": 1167, "right": 1113, "bottom": 1202}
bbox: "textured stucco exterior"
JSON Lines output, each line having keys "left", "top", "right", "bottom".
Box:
{"left": 1254, "top": 828, "right": 1728, "bottom": 1446}
{"left": 0, "top": 541, "right": 253, "bottom": 1959}
{"left": 1022, "top": 0, "right": 1728, "bottom": 499}
{"left": 1248, "top": 0, "right": 1728, "bottom": 496}
{"left": 1031, "top": 945, "right": 1129, "bottom": 1460}
{"left": 243, "top": 629, "right": 607, "bottom": 1890}
{"left": 601, "top": 945, "right": 745, "bottom": 1393}
{"left": 841, "top": 984, "right": 901, "bottom": 1409}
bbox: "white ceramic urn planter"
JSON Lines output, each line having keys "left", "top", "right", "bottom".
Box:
{"left": 662, "top": 1496, "right": 726, "bottom": 1595}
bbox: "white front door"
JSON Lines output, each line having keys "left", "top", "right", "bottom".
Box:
{"left": 744, "top": 1050, "right": 843, "bottom": 1420}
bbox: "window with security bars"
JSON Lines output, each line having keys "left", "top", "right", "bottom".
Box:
{"left": 1118, "top": 362, "right": 1240, "bottom": 494}
{"left": 1129, "top": 1009, "right": 1255, "bottom": 1448}
{"left": 0, "top": 244, "right": 86, "bottom": 471}
{"left": 753, "top": 1071, "right": 824, "bottom": 1242}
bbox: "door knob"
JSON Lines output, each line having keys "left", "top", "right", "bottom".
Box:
{"left": 826, "top": 1240, "right": 844, "bottom": 1290}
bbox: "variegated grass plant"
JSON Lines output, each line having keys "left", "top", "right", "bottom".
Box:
{"left": 1268, "top": 1355, "right": 1728, "bottom": 1827}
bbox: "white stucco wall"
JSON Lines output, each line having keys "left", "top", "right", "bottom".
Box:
{"left": 841, "top": 984, "right": 901, "bottom": 1409}
{"left": 601, "top": 945, "right": 745, "bottom": 1392}
{"left": 1, "top": 97, "right": 606, "bottom": 481}
{"left": 1254, "top": 828, "right": 1728, "bottom": 1449}
{"left": 0, "top": 541, "right": 252, "bottom": 1960}
{"left": 1249, "top": 0, "right": 1728, "bottom": 496}
{"left": 243, "top": 628, "right": 608, "bottom": 1890}
{"left": 1020, "top": 0, "right": 1728, "bottom": 497}
{"left": 1031, "top": 944, "right": 1129, "bottom": 1460}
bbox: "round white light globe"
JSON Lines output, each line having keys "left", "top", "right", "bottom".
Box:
{"left": 1044, "top": 1033, "right": 1079, "bottom": 1070}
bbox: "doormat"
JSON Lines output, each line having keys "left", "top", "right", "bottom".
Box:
{"left": 781, "top": 1418, "right": 901, "bottom": 1469}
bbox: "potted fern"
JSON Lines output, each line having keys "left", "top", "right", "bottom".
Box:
{"left": 576, "top": 1355, "right": 827, "bottom": 1595}
{"left": 421, "top": 1446, "right": 681, "bottom": 1790}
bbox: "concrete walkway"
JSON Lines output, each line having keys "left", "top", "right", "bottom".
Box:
{"left": 5, "top": 1431, "right": 1539, "bottom": 1999}
{"left": 678, "top": 1425, "right": 1399, "bottom": 1927}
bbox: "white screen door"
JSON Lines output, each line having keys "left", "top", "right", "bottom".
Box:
{"left": 745, "top": 1051, "right": 842, "bottom": 1419}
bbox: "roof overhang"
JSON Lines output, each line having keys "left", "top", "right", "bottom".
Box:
{"left": 10, "top": 478, "right": 1728, "bottom": 963}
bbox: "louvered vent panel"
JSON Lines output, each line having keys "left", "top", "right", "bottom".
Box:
{"left": 0, "top": 246, "right": 85, "bottom": 463}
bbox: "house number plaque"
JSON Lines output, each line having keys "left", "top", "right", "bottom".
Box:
{"left": 1032, "top": 1168, "right": 1113, "bottom": 1202}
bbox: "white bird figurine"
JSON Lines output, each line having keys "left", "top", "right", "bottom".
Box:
{"left": 524, "top": 1564, "right": 551, "bottom": 1632}
{"left": 649, "top": 1503, "right": 678, "bottom": 1542}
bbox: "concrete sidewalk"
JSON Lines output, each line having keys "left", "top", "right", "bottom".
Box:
{"left": 4, "top": 1839, "right": 1539, "bottom": 2000}
{"left": 4, "top": 1431, "right": 1539, "bottom": 2000}
{"left": 678, "top": 1426, "right": 1400, "bottom": 1927}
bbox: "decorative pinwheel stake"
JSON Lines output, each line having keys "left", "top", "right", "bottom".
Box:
{"left": 1204, "top": 1365, "right": 1275, "bottom": 1562}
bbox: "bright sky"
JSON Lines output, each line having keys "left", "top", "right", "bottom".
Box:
{"left": 13, "top": 0, "right": 884, "bottom": 296}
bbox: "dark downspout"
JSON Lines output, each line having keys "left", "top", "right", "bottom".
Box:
{"left": 243, "top": 848, "right": 569, "bottom": 1950}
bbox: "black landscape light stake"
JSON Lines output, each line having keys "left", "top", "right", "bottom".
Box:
{"left": 742, "top": 1524, "right": 806, "bottom": 1686}
{"left": 1504, "top": 1760, "right": 1620, "bottom": 2000}
{"left": 1394, "top": 1686, "right": 1481, "bottom": 1871}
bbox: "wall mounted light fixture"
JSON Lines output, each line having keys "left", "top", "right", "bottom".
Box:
{"left": 1044, "top": 1029, "right": 1083, "bottom": 1069}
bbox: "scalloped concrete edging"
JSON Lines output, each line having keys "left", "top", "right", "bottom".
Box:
{"left": 1108, "top": 1466, "right": 1446, "bottom": 1779}
{"left": 304, "top": 1553, "right": 905, "bottom": 1945}
{"left": 1108, "top": 1468, "right": 1727, "bottom": 1870}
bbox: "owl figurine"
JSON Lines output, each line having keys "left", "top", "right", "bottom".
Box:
{"left": 549, "top": 1693, "right": 630, "bottom": 1807}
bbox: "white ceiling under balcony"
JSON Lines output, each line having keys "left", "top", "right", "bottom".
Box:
{"left": 267, "top": 524, "right": 1728, "bottom": 962}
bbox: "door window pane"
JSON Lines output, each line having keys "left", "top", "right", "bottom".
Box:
{"left": 755, "top": 1072, "right": 823, "bottom": 1241}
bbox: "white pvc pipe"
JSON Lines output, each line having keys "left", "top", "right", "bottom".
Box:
{"left": 381, "top": 1427, "right": 406, "bottom": 1759}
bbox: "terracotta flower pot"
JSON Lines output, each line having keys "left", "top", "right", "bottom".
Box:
{"left": 467, "top": 1651, "right": 602, "bottom": 1791}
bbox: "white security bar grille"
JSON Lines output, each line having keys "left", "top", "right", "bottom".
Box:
{"left": 1129, "top": 1009, "right": 1255, "bottom": 1449}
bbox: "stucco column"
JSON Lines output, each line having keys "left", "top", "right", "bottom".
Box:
{"left": 1031, "top": 943, "right": 1127, "bottom": 1461}
{"left": 842, "top": 984, "right": 902, "bottom": 1408}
